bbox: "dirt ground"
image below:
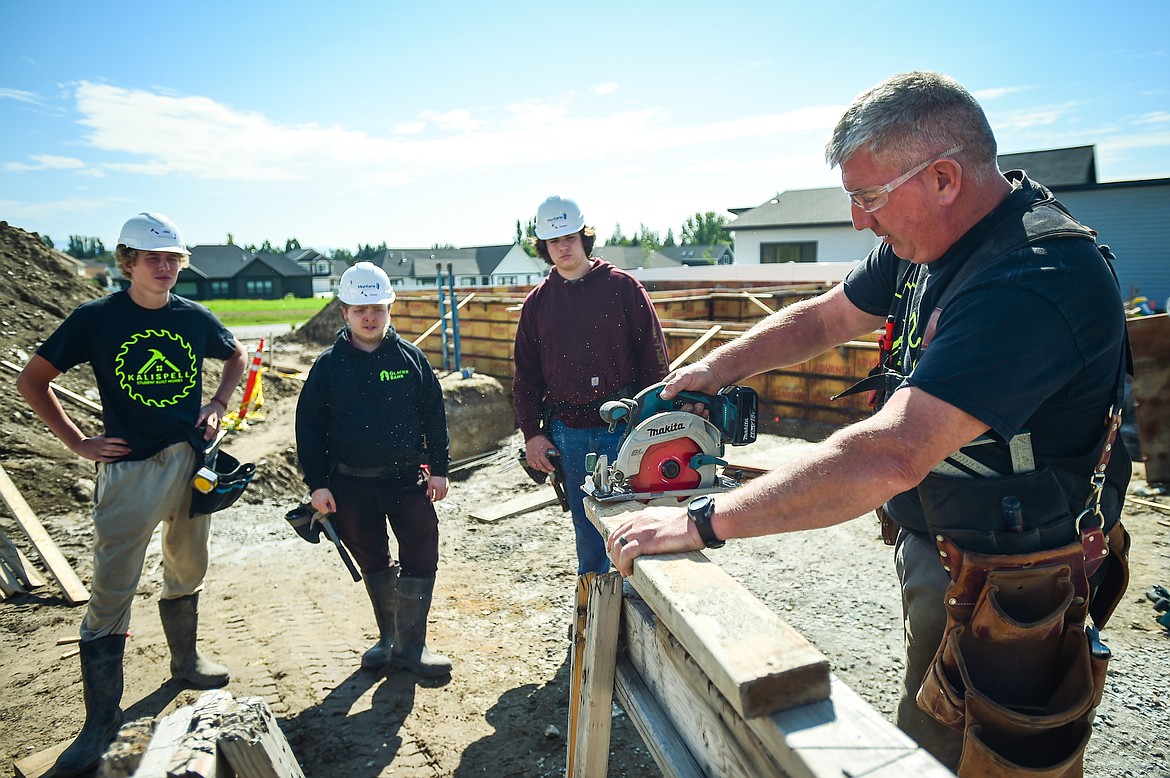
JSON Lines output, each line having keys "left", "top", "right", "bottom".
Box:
{"left": 1, "top": 223, "right": 1168, "bottom": 777}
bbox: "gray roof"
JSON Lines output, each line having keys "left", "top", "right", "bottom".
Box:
{"left": 660, "top": 244, "right": 734, "bottom": 265}
{"left": 252, "top": 252, "right": 312, "bottom": 278}
{"left": 593, "top": 245, "right": 681, "bottom": 270}
{"left": 374, "top": 244, "right": 515, "bottom": 280}
{"left": 727, "top": 188, "right": 853, "bottom": 231}
{"left": 998, "top": 145, "right": 1096, "bottom": 187}
{"left": 187, "top": 244, "right": 252, "bottom": 279}
{"left": 287, "top": 248, "right": 325, "bottom": 264}
{"left": 728, "top": 146, "right": 1102, "bottom": 232}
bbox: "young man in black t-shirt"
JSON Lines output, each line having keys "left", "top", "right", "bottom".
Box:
{"left": 18, "top": 212, "right": 247, "bottom": 777}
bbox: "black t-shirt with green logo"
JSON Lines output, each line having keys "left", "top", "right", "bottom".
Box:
{"left": 38, "top": 291, "right": 237, "bottom": 459}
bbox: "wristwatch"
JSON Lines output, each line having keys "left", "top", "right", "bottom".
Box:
{"left": 687, "top": 495, "right": 724, "bottom": 549}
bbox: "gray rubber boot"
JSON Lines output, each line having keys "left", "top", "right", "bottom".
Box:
{"left": 391, "top": 575, "right": 452, "bottom": 677}
{"left": 158, "top": 593, "right": 230, "bottom": 689}
{"left": 54, "top": 634, "right": 126, "bottom": 777}
{"left": 361, "top": 565, "right": 399, "bottom": 669}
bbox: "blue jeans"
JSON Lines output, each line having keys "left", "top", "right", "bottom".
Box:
{"left": 549, "top": 420, "right": 622, "bottom": 575}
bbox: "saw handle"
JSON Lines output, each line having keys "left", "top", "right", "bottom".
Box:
{"left": 600, "top": 398, "right": 638, "bottom": 431}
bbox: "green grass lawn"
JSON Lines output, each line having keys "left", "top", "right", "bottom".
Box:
{"left": 205, "top": 296, "right": 333, "bottom": 327}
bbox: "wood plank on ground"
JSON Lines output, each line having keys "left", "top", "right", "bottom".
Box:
{"left": 585, "top": 497, "right": 830, "bottom": 719}
{"left": 0, "top": 358, "right": 103, "bottom": 417}
{"left": 0, "top": 464, "right": 88, "bottom": 604}
{"left": 13, "top": 738, "right": 68, "bottom": 778}
{"left": 469, "top": 490, "right": 557, "bottom": 523}
{"left": 0, "top": 524, "right": 46, "bottom": 589}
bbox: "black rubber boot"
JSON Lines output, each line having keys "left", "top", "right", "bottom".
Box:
{"left": 158, "top": 593, "right": 230, "bottom": 689}
{"left": 361, "top": 565, "right": 399, "bottom": 669}
{"left": 391, "top": 575, "right": 452, "bottom": 677}
{"left": 54, "top": 634, "right": 126, "bottom": 777}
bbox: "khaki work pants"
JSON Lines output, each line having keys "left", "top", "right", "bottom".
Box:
{"left": 81, "top": 442, "right": 211, "bottom": 640}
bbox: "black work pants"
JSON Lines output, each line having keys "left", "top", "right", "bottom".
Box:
{"left": 328, "top": 472, "right": 439, "bottom": 577}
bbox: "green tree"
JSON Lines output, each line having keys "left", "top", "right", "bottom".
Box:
{"left": 432, "top": 242, "right": 456, "bottom": 250}
{"left": 663, "top": 228, "right": 676, "bottom": 247}
{"left": 355, "top": 242, "right": 388, "bottom": 262}
{"left": 41, "top": 234, "right": 54, "bottom": 249}
{"left": 607, "top": 224, "right": 633, "bottom": 246}
{"left": 226, "top": 233, "right": 235, "bottom": 245}
{"left": 330, "top": 247, "right": 354, "bottom": 264}
{"left": 515, "top": 218, "right": 537, "bottom": 256}
{"left": 635, "top": 224, "right": 662, "bottom": 251}
{"left": 65, "top": 235, "right": 106, "bottom": 259}
{"left": 285, "top": 238, "right": 302, "bottom": 252}
{"left": 680, "top": 211, "right": 731, "bottom": 246}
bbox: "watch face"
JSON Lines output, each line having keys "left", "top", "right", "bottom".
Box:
{"left": 690, "top": 495, "right": 713, "bottom": 514}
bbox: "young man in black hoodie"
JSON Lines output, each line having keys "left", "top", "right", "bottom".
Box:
{"left": 295, "top": 261, "right": 452, "bottom": 677}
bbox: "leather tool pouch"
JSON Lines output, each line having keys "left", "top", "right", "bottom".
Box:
{"left": 916, "top": 537, "right": 1117, "bottom": 776}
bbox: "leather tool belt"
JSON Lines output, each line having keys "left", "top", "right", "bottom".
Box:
{"left": 916, "top": 522, "right": 1129, "bottom": 777}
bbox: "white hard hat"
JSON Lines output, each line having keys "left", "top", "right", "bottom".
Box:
{"left": 534, "top": 196, "right": 585, "bottom": 240}
{"left": 338, "top": 261, "right": 396, "bottom": 305}
{"left": 116, "top": 212, "right": 190, "bottom": 255}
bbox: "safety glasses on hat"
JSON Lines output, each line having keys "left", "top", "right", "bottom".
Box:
{"left": 844, "top": 145, "right": 963, "bottom": 213}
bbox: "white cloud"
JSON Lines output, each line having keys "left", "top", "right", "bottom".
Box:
{"left": 67, "top": 82, "right": 843, "bottom": 193}
{"left": 591, "top": 82, "right": 620, "bottom": 95}
{"left": 4, "top": 154, "right": 87, "bottom": 172}
{"left": 0, "top": 88, "right": 43, "bottom": 104}
{"left": 1134, "top": 111, "right": 1170, "bottom": 126}
{"left": 973, "top": 86, "right": 1030, "bottom": 101}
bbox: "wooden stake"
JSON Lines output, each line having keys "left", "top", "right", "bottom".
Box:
{"left": 411, "top": 292, "right": 477, "bottom": 346}
{"left": 669, "top": 325, "right": 722, "bottom": 371}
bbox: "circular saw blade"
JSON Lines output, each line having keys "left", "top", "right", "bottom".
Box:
{"left": 629, "top": 437, "right": 704, "bottom": 493}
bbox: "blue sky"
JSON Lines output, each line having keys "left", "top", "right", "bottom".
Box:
{"left": 2, "top": 1, "right": 1168, "bottom": 253}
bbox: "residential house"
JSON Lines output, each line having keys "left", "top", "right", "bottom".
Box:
{"left": 724, "top": 145, "right": 1170, "bottom": 306}
{"left": 660, "top": 244, "right": 734, "bottom": 266}
{"left": 592, "top": 245, "right": 681, "bottom": 272}
{"left": 288, "top": 248, "right": 345, "bottom": 297}
{"left": 132, "top": 244, "right": 313, "bottom": 300}
{"left": 373, "top": 244, "right": 532, "bottom": 289}
{"left": 248, "top": 252, "right": 314, "bottom": 298}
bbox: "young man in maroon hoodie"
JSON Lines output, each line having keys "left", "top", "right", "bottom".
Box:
{"left": 513, "top": 196, "right": 669, "bottom": 575}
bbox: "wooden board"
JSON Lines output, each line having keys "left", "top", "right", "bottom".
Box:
{"left": 0, "top": 358, "right": 103, "bottom": 417}
{"left": 1127, "top": 314, "right": 1170, "bottom": 482}
{"left": 622, "top": 596, "right": 786, "bottom": 776}
{"left": 13, "top": 738, "right": 69, "bottom": 778}
{"left": 469, "top": 490, "right": 558, "bottom": 523}
{"left": 585, "top": 497, "right": 830, "bottom": 718}
{"left": 568, "top": 572, "right": 623, "bottom": 777}
{"left": 0, "top": 464, "right": 89, "bottom": 605}
{"left": 0, "top": 524, "right": 46, "bottom": 589}
{"left": 614, "top": 656, "right": 705, "bottom": 778}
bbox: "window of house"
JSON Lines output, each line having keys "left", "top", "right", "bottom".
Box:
{"left": 210, "top": 281, "right": 231, "bottom": 296}
{"left": 761, "top": 242, "right": 817, "bottom": 263}
{"left": 174, "top": 281, "right": 198, "bottom": 297}
{"left": 245, "top": 279, "right": 274, "bottom": 297}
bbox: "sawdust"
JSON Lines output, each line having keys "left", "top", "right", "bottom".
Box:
{"left": 1, "top": 222, "right": 1168, "bottom": 777}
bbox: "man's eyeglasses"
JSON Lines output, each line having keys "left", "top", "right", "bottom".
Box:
{"left": 844, "top": 144, "right": 963, "bottom": 213}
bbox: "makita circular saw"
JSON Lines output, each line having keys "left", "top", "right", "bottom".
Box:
{"left": 585, "top": 382, "right": 758, "bottom": 503}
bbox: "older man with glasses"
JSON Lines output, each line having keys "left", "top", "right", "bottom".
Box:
{"left": 607, "top": 71, "right": 1130, "bottom": 776}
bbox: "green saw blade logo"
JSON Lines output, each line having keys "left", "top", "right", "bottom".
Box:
{"left": 115, "top": 329, "right": 197, "bottom": 407}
